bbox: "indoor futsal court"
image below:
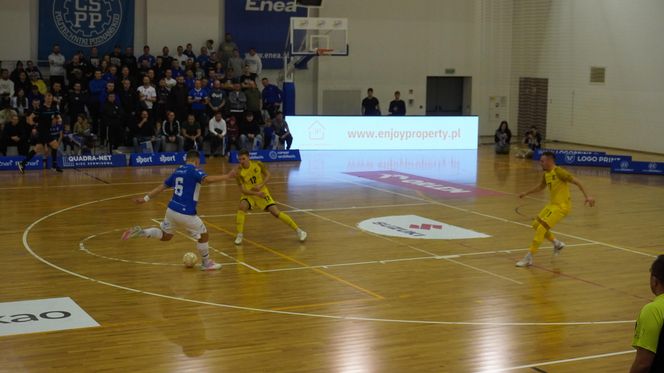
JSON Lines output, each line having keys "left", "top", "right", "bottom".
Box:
{"left": 1, "top": 145, "right": 663, "bottom": 372}
{"left": 2, "top": 0, "right": 664, "bottom": 372}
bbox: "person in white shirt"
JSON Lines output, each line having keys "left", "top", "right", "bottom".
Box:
{"left": 175, "top": 45, "right": 188, "bottom": 68}
{"left": 207, "top": 111, "right": 227, "bottom": 157}
{"left": 0, "top": 69, "right": 14, "bottom": 106}
{"left": 48, "top": 44, "right": 66, "bottom": 87}
{"left": 137, "top": 76, "right": 157, "bottom": 111}
{"left": 243, "top": 48, "right": 262, "bottom": 76}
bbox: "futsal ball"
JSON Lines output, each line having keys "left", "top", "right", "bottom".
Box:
{"left": 182, "top": 252, "right": 198, "bottom": 268}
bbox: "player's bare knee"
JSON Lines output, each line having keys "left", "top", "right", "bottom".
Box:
{"left": 198, "top": 233, "right": 209, "bottom": 243}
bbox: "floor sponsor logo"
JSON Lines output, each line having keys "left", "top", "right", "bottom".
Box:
{"left": 345, "top": 171, "right": 504, "bottom": 198}
{"left": 357, "top": 215, "right": 490, "bottom": 240}
{"left": 0, "top": 297, "right": 99, "bottom": 336}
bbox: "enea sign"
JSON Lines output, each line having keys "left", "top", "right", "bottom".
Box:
{"left": 611, "top": 160, "right": 664, "bottom": 175}
{"left": 357, "top": 215, "right": 490, "bottom": 240}
{"left": 129, "top": 152, "right": 206, "bottom": 167}
{"left": 60, "top": 154, "right": 126, "bottom": 169}
{"left": 287, "top": 116, "right": 478, "bottom": 150}
{"left": 0, "top": 297, "right": 99, "bottom": 337}
{"left": 228, "top": 150, "right": 301, "bottom": 163}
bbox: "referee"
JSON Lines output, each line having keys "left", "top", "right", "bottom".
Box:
{"left": 631, "top": 255, "right": 664, "bottom": 372}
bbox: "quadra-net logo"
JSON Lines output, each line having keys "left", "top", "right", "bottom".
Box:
{"left": 245, "top": 0, "right": 298, "bottom": 12}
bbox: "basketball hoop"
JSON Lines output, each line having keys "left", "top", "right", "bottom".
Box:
{"left": 315, "top": 48, "right": 334, "bottom": 56}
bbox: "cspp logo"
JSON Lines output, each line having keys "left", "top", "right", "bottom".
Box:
{"left": 357, "top": 215, "right": 490, "bottom": 240}
{"left": 53, "top": 0, "right": 122, "bottom": 48}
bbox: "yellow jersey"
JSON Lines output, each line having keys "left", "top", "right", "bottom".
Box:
{"left": 544, "top": 166, "right": 573, "bottom": 206}
{"left": 237, "top": 160, "right": 269, "bottom": 194}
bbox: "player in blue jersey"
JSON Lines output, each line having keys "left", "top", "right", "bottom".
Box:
{"left": 121, "top": 150, "right": 236, "bottom": 271}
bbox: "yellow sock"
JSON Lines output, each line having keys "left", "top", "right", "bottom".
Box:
{"left": 277, "top": 212, "right": 299, "bottom": 231}
{"left": 529, "top": 224, "right": 548, "bottom": 254}
{"left": 236, "top": 210, "right": 246, "bottom": 234}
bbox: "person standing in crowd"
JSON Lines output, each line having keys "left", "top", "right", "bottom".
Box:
{"left": 244, "top": 48, "right": 262, "bottom": 76}
{"left": 388, "top": 91, "right": 406, "bottom": 116}
{"left": 19, "top": 93, "right": 62, "bottom": 172}
{"left": 361, "top": 88, "right": 380, "bottom": 116}
{"left": 218, "top": 33, "right": 239, "bottom": 67}
{"left": 228, "top": 49, "right": 244, "bottom": 79}
{"left": 101, "top": 92, "right": 125, "bottom": 152}
{"left": 188, "top": 79, "right": 209, "bottom": 131}
{"left": 138, "top": 45, "right": 156, "bottom": 69}
{"left": 0, "top": 69, "right": 15, "bottom": 107}
{"left": 272, "top": 112, "right": 293, "bottom": 150}
{"left": 48, "top": 44, "right": 66, "bottom": 88}
{"left": 261, "top": 78, "right": 282, "bottom": 119}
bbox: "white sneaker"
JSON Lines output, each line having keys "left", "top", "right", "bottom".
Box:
{"left": 516, "top": 252, "right": 533, "bottom": 267}
{"left": 200, "top": 260, "right": 222, "bottom": 271}
{"left": 297, "top": 229, "right": 307, "bottom": 242}
{"left": 121, "top": 226, "right": 143, "bottom": 240}
{"left": 234, "top": 233, "right": 243, "bottom": 245}
{"left": 553, "top": 240, "right": 566, "bottom": 256}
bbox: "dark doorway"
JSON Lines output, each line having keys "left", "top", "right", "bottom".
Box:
{"left": 517, "top": 77, "right": 549, "bottom": 136}
{"left": 426, "top": 77, "right": 472, "bottom": 116}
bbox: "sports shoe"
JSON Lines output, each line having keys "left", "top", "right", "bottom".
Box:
{"left": 516, "top": 252, "right": 533, "bottom": 267}
{"left": 297, "top": 229, "right": 307, "bottom": 242}
{"left": 121, "top": 226, "right": 143, "bottom": 240}
{"left": 17, "top": 161, "right": 25, "bottom": 174}
{"left": 552, "top": 240, "right": 566, "bottom": 256}
{"left": 200, "top": 260, "right": 222, "bottom": 271}
{"left": 234, "top": 233, "right": 243, "bottom": 245}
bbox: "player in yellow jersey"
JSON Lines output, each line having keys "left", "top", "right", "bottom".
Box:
{"left": 516, "top": 151, "right": 595, "bottom": 267}
{"left": 233, "top": 149, "right": 307, "bottom": 245}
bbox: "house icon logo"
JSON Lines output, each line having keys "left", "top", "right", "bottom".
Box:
{"left": 308, "top": 121, "right": 325, "bottom": 140}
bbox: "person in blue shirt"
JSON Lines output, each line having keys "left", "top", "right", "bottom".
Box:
{"left": 188, "top": 80, "right": 209, "bottom": 133}
{"left": 137, "top": 45, "right": 156, "bottom": 69}
{"left": 261, "top": 78, "right": 282, "bottom": 119}
{"left": 121, "top": 150, "right": 236, "bottom": 271}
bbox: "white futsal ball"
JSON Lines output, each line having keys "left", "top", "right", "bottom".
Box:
{"left": 182, "top": 252, "right": 198, "bottom": 268}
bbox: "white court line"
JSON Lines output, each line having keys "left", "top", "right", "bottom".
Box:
{"left": 199, "top": 202, "right": 430, "bottom": 218}
{"left": 78, "top": 229, "right": 237, "bottom": 267}
{"left": 259, "top": 243, "right": 597, "bottom": 273}
{"left": 277, "top": 201, "right": 525, "bottom": 285}
{"left": 21, "top": 192, "right": 637, "bottom": 326}
{"left": 487, "top": 349, "right": 634, "bottom": 372}
{"left": 336, "top": 176, "right": 658, "bottom": 259}
{"left": 150, "top": 218, "right": 261, "bottom": 272}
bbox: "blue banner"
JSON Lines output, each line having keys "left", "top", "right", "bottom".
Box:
{"left": 225, "top": 0, "right": 307, "bottom": 69}
{"left": 60, "top": 154, "right": 126, "bottom": 168}
{"left": 554, "top": 153, "right": 632, "bottom": 167}
{"left": 129, "top": 152, "right": 206, "bottom": 167}
{"left": 611, "top": 160, "right": 664, "bottom": 175}
{"left": 0, "top": 157, "right": 49, "bottom": 171}
{"left": 38, "top": 0, "right": 135, "bottom": 60}
{"left": 228, "top": 150, "right": 301, "bottom": 163}
{"left": 533, "top": 149, "right": 605, "bottom": 160}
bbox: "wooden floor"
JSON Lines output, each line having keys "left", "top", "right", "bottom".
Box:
{"left": 1, "top": 144, "right": 663, "bottom": 372}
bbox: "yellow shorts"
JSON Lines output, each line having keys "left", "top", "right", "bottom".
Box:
{"left": 241, "top": 193, "right": 276, "bottom": 211}
{"left": 536, "top": 204, "right": 570, "bottom": 229}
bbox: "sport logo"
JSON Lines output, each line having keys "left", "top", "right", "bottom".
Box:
{"left": 159, "top": 154, "right": 177, "bottom": 163}
{"left": 357, "top": 215, "right": 490, "bottom": 240}
{"left": 53, "top": 0, "right": 122, "bottom": 47}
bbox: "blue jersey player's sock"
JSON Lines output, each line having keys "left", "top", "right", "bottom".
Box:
{"left": 197, "top": 241, "right": 210, "bottom": 263}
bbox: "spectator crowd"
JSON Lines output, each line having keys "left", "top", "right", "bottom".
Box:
{"left": 0, "top": 33, "right": 295, "bottom": 159}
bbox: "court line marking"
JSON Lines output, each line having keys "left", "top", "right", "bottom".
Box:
{"left": 21, "top": 193, "right": 637, "bottom": 326}
{"left": 336, "top": 176, "right": 658, "bottom": 259}
{"left": 200, "top": 218, "right": 386, "bottom": 300}
{"left": 78, "top": 229, "right": 237, "bottom": 267}
{"left": 271, "top": 298, "right": 372, "bottom": 311}
{"left": 148, "top": 213, "right": 262, "bottom": 273}
{"left": 277, "top": 201, "right": 524, "bottom": 285}
{"left": 487, "top": 349, "right": 634, "bottom": 372}
{"left": 199, "top": 202, "right": 431, "bottom": 218}
{"left": 258, "top": 243, "right": 596, "bottom": 273}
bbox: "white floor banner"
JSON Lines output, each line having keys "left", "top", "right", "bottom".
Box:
{"left": 357, "top": 215, "right": 490, "bottom": 240}
{"left": 0, "top": 297, "right": 99, "bottom": 337}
